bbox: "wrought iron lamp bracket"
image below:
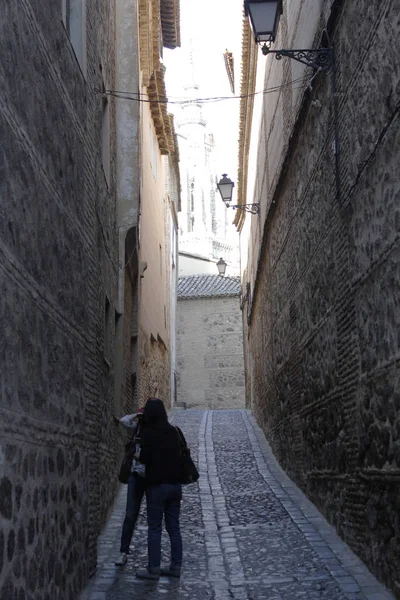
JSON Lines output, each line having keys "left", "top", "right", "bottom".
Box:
{"left": 229, "top": 203, "right": 260, "bottom": 215}
{"left": 261, "top": 46, "right": 333, "bottom": 71}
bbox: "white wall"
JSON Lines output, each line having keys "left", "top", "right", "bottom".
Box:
{"left": 177, "top": 296, "right": 245, "bottom": 409}
{"left": 179, "top": 254, "right": 240, "bottom": 277}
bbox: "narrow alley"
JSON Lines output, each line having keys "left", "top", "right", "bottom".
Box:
{"left": 1, "top": 0, "right": 399, "bottom": 598}
{"left": 80, "top": 410, "right": 393, "bottom": 600}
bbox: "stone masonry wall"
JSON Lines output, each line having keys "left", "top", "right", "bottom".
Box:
{"left": 177, "top": 296, "right": 245, "bottom": 409}
{"left": 0, "top": 1, "right": 128, "bottom": 598}
{"left": 137, "top": 326, "right": 171, "bottom": 409}
{"left": 245, "top": 0, "right": 400, "bottom": 596}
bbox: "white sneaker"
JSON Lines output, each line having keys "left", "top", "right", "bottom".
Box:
{"left": 115, "top": 553, "right": 128, "bottom": 566}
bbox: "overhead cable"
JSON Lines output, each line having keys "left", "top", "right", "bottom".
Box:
{"left": 94, "top": 75, "right": 311, "bottom": 106}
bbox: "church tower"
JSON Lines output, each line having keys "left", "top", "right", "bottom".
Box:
{"left": 176, "top": 43, "right": 239, "bottom": 276}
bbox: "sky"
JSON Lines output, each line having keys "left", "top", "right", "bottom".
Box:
{"left": 164, "top": 0, "right": 244, "bottom": 198}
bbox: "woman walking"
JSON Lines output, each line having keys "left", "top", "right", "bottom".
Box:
{"left": 136, "top": 398, "right": 185, "bottom": 580}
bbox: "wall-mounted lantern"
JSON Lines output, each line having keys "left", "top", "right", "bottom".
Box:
{"left": 244, "top": 0, "right": 282, "bottom": 44}
{"left": 217, "top": 257, "right": 227, "bottom": 276}
{"left": 217, "top": 174, "right": 260, "bottom": 215}
{"left": 244, "top": 0, "right": 333, "bottom": 70}
{"left": 217, "top": 174, "right": 235, "bottom": 206}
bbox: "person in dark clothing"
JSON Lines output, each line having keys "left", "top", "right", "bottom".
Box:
{"left": 115, "top": 411, "right": 146, "bottom": 566}
{"left": 135, "top": 398, "right": 185, "bottom": 580}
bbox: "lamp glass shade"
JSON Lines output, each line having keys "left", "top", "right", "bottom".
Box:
{"left": 217, "top": 258, "right": 227, "bottom": 276}
{"left": 217, "top": 174, "right": 234, "bottom": 204}
{"left": 244, "top": 0, "right": 281, "bottom": 43}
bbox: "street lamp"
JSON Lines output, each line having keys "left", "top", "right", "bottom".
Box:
{"left": 244, "top": 0, "right": 333, "bottom": 71}
{"left": 216, "top": 257, "right": 227, "bottom": 276}
{"left": 244, "top": 0, "right": 282, "bottom": 44}
{"left": 217, "top": 174, "right": 260, "bottom": 215}
{"left": 217, "top": 174, "right": 234, "bottom": 206}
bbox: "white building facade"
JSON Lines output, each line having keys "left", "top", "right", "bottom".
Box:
{"left": 176, "top": 51, "right": 240, "bottom": 276}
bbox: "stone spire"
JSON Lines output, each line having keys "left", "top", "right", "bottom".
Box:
{"left": 178, "top": 38, "right": 207, "bottom": 129}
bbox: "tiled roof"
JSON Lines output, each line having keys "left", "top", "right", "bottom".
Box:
{"left": 178, "top": 275, "right": 241, "bottom": 299}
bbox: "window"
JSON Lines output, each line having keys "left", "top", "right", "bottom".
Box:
{"left": 62, "top": 0, "right": 86, "bottom": 75}
{"left": 189, "top": 179, "right": 195, "bottom": 211}
{"left": 246, "top": 283, "right": 252, "bottom": 326}
{"left": 101, "top": 82, "right": 110, "bottom": 186}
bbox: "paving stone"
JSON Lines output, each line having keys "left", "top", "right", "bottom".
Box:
{"left": 80, "top": 409, "right": 394, "bottom": 600}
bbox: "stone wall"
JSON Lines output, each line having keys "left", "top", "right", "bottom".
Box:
{"left": 137, "top": 326, "right": 171, "bottom": 408}
{"left": 177, "top": 296, "right": 245, "bottom": 409}
{"left": 244, "top": 0, "right": 400, "bottom": 595}
{"left": 0, "top": 1, "right": 128, "bottom": 597}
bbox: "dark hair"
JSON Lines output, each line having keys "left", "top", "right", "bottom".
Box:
{"left": 143, "top": 398, "right": 168, "bottom": 426}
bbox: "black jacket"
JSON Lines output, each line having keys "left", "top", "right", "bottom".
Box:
{"left": 139, "top": 423, "right": 185, "bottom": 485}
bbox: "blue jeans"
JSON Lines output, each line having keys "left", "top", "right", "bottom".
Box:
{"left": 120, "top": 473, "right": 146, "bottom": 553}
{"left": 146, "top": 483, "right": 182, "bottom": 573}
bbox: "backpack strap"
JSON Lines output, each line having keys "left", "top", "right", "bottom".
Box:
{"left": 175, "top": 426, "right": 187, "bottom": 448}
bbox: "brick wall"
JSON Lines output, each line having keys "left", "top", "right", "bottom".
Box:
{"left": 245, "top": 0, "right": 400, "bottom": 595}
{"left": 0, "top": 1, "right": 128, "bottom": 597}
{"left": 177, "top": 296, "right": 245, "bottom": 409}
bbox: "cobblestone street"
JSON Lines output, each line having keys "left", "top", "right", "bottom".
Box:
{"left": 80, "top": 410, "right": 394, "bottom": 600}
